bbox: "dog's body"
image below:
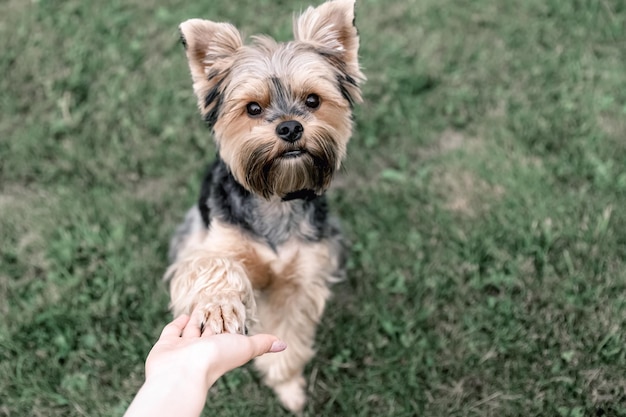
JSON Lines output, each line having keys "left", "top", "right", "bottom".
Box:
{"left": 165, "top": 0, "right": 363, "bottom": 411}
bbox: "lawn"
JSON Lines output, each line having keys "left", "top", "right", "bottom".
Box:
{"left": 1, "top": 0, "right": 625, "bottom": 416}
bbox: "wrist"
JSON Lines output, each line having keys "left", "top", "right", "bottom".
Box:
{"left": 124, "top": 372, "right": 209, "bottom": 417}
{"left": 146, "top": 368, "right": 211, "bottom": 394}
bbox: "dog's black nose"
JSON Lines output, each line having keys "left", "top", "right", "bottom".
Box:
{"left": 276, "top": 120, "right": 303, "bottom": 143}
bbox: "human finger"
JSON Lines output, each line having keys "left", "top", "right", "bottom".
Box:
{"left": 200, "top": 324, "right": 215, "bottom": 336}
{"left": 182, "top": 308, "right": 204, "bottom": 338}
{"left": 159, "top": 314, "right": 190, "bottom": 339}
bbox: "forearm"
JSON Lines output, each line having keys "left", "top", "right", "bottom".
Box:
{"left": 124, "top": 374, "right": 209, "bottom": 417}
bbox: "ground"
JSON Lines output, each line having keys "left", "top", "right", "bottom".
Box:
{"left": 1, "top": 0, "right": 625, "bottom": 416}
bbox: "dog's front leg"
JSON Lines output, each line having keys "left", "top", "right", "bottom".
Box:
{"left": 166, "top": 251, "right": 256, "bottom": 334}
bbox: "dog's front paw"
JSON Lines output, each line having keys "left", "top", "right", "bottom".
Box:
{"left": 197, "top": 296, "right": 247, "bottom": 334}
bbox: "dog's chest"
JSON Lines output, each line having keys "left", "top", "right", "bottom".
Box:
{"left": 252, "top": 236, "right": 331, "bottom": 286}
{"left": 206, "top": 217, "right": 331, "bottom": 289}
{"left": 252, "top": 199, "right": 320, "bottom": 247}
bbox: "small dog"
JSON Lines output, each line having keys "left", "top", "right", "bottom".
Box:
{"left": 164, "top": 0, "right": 364, "bottom": 411}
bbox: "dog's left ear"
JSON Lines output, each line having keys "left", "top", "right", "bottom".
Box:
{"left": 294, "top": 0, "right": 364, "bottom": 102}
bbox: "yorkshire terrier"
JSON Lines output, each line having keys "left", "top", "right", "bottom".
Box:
{"left": 164, "top": 0, "right": 364, "bottom": 411}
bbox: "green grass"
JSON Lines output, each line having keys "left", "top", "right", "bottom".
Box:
{"left": 2, "top": 0, "right": 626, "bottom": 415}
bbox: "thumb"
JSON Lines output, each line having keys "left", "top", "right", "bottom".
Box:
{"left": 208, "top": 333, "right": 287, "bottom": 381}
{"left": 250, "top": 334, "right": 288, "bottom": 355}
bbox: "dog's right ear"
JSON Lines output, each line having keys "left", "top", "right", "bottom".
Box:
{"left": 179, "top": 19, "right": 242, "bottom": 126}
{"left": 293, "top": 0, "right": 364, "bottom": 106}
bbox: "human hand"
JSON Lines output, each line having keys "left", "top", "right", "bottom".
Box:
{"left": 124, "top": 311, "right": 286, "bottom": 417}
{"left": 145, "top": 311, "right": 286, "bottom": 389}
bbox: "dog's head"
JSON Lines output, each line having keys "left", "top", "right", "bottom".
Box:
{"left": 179, "top": 0, "right": 364, "bottom": 199}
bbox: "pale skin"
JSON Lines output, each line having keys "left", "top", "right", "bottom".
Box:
{"left": 124, "top": 310, "right": 287, "bottom": 417}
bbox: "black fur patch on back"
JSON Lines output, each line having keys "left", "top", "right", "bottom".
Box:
{"left": 211, "top": 161, "right": 257, "bottom": 235}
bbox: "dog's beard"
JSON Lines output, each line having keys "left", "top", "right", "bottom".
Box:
{"left": 242, "top": 134, "right": 338, "bottom": 199}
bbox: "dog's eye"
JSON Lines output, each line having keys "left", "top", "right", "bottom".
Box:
{"left": 305, "top": 94, "right": 320, "bottom": 109}
{"left": 246, "top": 102, "right": 263, "bottom": 116}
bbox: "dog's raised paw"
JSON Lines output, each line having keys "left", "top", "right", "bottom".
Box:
{"left": 197, "top": 297, "right": 246, "bottom": 334}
